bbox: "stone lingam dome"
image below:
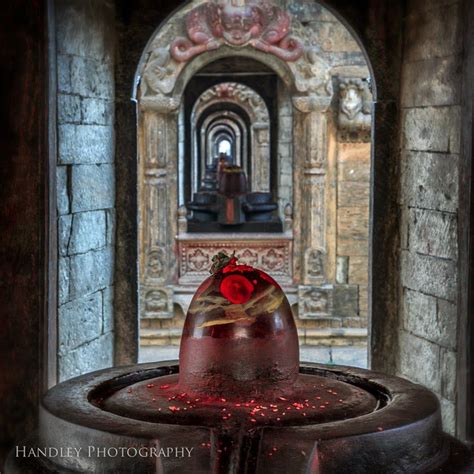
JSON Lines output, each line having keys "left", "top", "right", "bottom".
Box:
{"left": 178, "top": 251, "right": 300, "bottom": 398}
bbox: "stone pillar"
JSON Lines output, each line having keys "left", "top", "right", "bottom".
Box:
{"left": 292, "top": 95, "right": 332, "bottom": 285}
{"left": 251, "top": 122, "right": 271, "bottom": 192}
{"left": 138, "top": 96, "right": 180, "bottom": 319}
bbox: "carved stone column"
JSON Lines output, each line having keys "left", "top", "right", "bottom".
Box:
{"left": 138, "top": 96, "right": 180, "bottom": 319}
{"left": 251, "top": 122, "right": 271, "bottom": 192}
{"left": 292, "top": 95, "right": 332, "bottom": 286}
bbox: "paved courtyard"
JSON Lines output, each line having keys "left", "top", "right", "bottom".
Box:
{"left": 139, "top": 345, "right": 368, "bottom": 369}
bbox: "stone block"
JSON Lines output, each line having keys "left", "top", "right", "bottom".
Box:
{"left": 69, "top": 246, "right": 114, "bottom": 300}
{"left": 58, "top": 256, "right": 70, "bottom": 305}
{"left": 409, "top": 209, "right": 458, "bottom": 260}
{"left": 68, "top": 210, "right": 107, "bottom": 255}
{"left": 440, "top": 348, "right": 456, "bottom": 401}
{"left": 106, "top": 209, "right": 116, "bottom": 246}
{"left": 333, "top": 285, "right": 359, "bottom": 318}
{"left": 439, "top": 396, "right": 456, "bottom": 436}
{"left": 402, "top": 106, "right": 461, "bottom": 154}
{"left": 58, "top": 94, "right": 81, "bottom": 124}
{"left": 70, "top": 56, "right": 114, "bottom": 99}
{"left": 82, "top": 98, "right": 114, "bottom": 125}
{"left": 337, "top": 143, "right": 371, "bottom": 182}
{"left": 58, "top": 292, "right": 102, "bottom": 353}
{"left": 398, "top": 330, "right": 441, "bottom": 393}
{"left": 312, "top": 22, "right": 360, "bottom": 52}
{"left": 102, "top": 286, "right": 114, "bottom": 333}
{"left": 348, "top": 256, "right": 368, "bottom": 285}
{"left": 401, "top": 55, "right": 461, "bottom": 108}
{"left": 57, "top": 54, "right": 71, "bottom": 94}
{"left": 56, "top": 0, "right": 114, "bottom": 61}
{"left": 405, "top": 2, "right": 462, "bottom": 61}
{"left": 58, "top": 332, "right": 114, "bottom": 382}
{"left": 403, "top": 289, "right": 457, "bottom": 350}
{"left": 71, "top": 164, "right": 115, "bottom": 212}
{"left": 330, "top": 347, "right": 368, "bottom": 368}
{"left": 336, "top": 256, "right": 348, "bottom": 284}
{"left": 338, "top": 181, "right": 370, "bottom": 207}
{"left": 401, "top": 151, "right": 459, "bottom": 212}
{"left": 58, "top": 124, "right": 114, "bottom": 165}
{"left": 56, "top": 166, "right": 70, "bottom": 215}
{"left": 337, "top": 207, "right": 369, "bottom": 241}
{"left": 337, "top": 238, "right": 368, "bottom": 256}
{"left": 359, "top": 285, "right": 368, "bottom": 313}
{"left": 58, "top": 215, "right": 72, "bottom": 257}
{"left": 401, "top": 251, "right": 457, "bottom": 301}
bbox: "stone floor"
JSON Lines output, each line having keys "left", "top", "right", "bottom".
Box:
{"left": 139, "top": 345, "right": 368, "bottom": 368}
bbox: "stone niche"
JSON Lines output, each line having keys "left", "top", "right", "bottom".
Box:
{"left": 135, "top": 0, "right": 372, "bottom": 341}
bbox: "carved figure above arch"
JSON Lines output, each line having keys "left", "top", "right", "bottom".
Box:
{"left": 170, "top": 1, "right": 304, "bottom": 63}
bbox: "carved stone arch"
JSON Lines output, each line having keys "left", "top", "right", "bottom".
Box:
{"left": 135, "top": 0, "right": 336, "bottom": 321}
{"left": 192, "top": 82, "right": 271, "bottom": 191}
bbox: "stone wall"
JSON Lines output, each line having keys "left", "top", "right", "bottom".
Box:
{"left": 56, "top": 0, "right": 116, "bottom": 381}
{"left": 398, "top": 0, "right": 461, "bottom": 435}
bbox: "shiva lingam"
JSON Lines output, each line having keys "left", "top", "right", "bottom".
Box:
{"left": 6, "top": 253, "right": 472, "bottom": 473}
{"left": 187, "top": 157, "right": 282, "bottom": 233}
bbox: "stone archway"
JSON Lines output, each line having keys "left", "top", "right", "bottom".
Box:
{"left": 134, "top": 0, "right": 373, "bottom": 348}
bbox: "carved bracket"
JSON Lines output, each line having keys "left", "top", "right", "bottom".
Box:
{"left": 142, "top": 286, "right": 174, "bottom": 319}
{"left": 337, "top": 77, "right": 372, "bottom": 142}
{"left": 170, "top": 2, "right": 304, "bottom": 63}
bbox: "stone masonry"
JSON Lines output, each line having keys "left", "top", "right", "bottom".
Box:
{"left": 398, "top": 0, "right": 461, "bottom": 435}
{"left": 56, "top": 0, "right": 115, "bottom": 381}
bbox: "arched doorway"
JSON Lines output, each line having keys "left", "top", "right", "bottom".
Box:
{"left": 133, "top": 0, "right": 373, "bottom": 366}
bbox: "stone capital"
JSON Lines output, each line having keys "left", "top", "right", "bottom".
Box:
{"left": 292, "top": 95, "right": 332, "bottom": 113}
{"left": 139, "top": 95, "right": 180, "bottom": 114}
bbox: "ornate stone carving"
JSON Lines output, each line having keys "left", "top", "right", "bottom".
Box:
{"left": 337, "top": 78, "right": 372, "bottom": 142}
{"left": 292, "top": 94, "right": 332, "bottom": 113}
{"left": 178, "top": 237, "right": 292, "bottom": 285}
{"left": 143, "top": 287, "right": 174, "bottom": 319}
{"left": 298, "top": 285, "right": 333, "bottom": 319}
{"left": 197, "top": 82, "right": 269, "bottom": 122}
{"left": 305, "top": 248, "right": 325, "bottom": 283}
{"left": 147, "top": 249, "right": 165, "bottom": 279}
{"left": 170, "top": 1, "right": 304, "bottom": 63}
{"left": 142, "top": 47, "right": 176, "bottom": 95}
{"left": 293, "top": 48, "right": 332, "bottom": 96}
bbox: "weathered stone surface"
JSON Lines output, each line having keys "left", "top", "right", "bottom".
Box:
{"left": 401, "top": 251, "right": 457, "bottom": 301}
{"left": 68, "top": 247, "right": 114, "bottom": 300}
{"left": 338, "top": 181, "right": 370, "bottom": 208}
{"left": 58, "top": 124, "right": 114, "bottom": 164}
{"left": 82, "top": 98, "right": 114, "bottom": 125}
{"left": 333, "top": 285, "right": 359, "bottom": 318}
{"left": 337, "top": 207, "right": 369, "bottom": 241}
{"left": 71, "top": 164, "right": 115, "bottom": 212}
{"left": 440, "top": 348, "right": 456, "bottom": 401}
{"left": 402, "top": 106, "right": 461, "bottom": 153}
{"left": 402, "top": 289, "right": 456, "bottom": 350}
{"left": 56, "top": 166, "right": 70, "bottom": 215}
{"left": 70, "top": 56, "right": 114, "bottom": 99}
{"left": 338, "top": 238, "right": 368, "bottom": 257}
{"left": 439, "top": 396, "right": 456, "bottom": 436}
{"left": 337, "top": 143, "right": 371, "bottom": 182}
{"left": 313, "top": 21, "right": 360, "bottom": 52}
{"left": 56, "top": 0, "right": 113, "bottom": 61}
{"left": 58, "top": 215, "right": 72, "bottom": 257}
{"left": 57, "top": 54, "right": 72, "bottom": 93}
{"left": 349, "top": 256, "right": 368, "bottom": 285}
{"left": 401, "top": 55, "right": 461, "bottom": 108}
{"left": 102, "top": 286, "right": 114, "bottom": 333}
{"left": 405, "top": 2, "right": 462, "bottom": 62}
{"left": 398, "top": 330, "right": 441, "bottom": 393}
{"left": 106, "top": 209, "right": 116, "bottom": 246}
{"left": 359, "top": 286, "right": 368, "bottom": 317}
{"left": 58, "top": 292, "right": 102, "bottom": 353}
{"left": 401, "top": 151, "right": 459, "bottom": 212}
{"left": 336, "top": 256, "right": 348, "bottom": 284}
{"left": 67, "top": 210, "right": 107, "bottom": 255}
{"left": 58, "top": 256, "right": 70, "bottom": 305}
{"left": 409, "top": 208, "right": 458, "bottom": 260}
{"left": 58, "top": 332, "right": 114, "bottom": 382}
{"left": 58, "top": 93, "right": 81, "bottom": 124}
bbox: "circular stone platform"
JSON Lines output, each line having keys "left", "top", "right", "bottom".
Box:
{"left": 5, "top": 362, "right": 473, "bottom": 474}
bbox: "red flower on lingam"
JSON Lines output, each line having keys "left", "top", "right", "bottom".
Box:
{"left": 220, "top": 274, "right": 254, "bottom": 304}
